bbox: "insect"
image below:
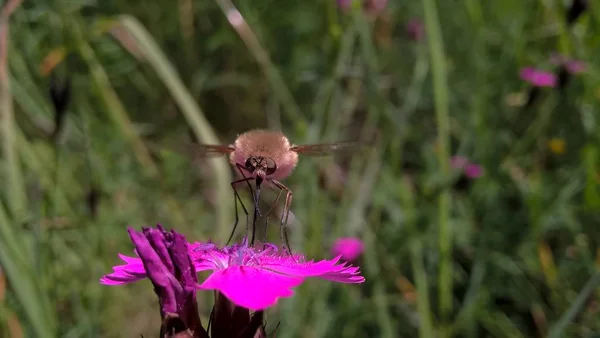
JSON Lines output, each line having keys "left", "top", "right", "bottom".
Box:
{"left": 188, "top": 129, "right": 362, "bottom": 251}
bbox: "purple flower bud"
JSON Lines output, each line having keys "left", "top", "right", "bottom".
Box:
{"left": 406, "top": 19, "right": 424, "bottom": 41}
{"left": 124, "top": 225, "right": 207, "bottom": 337}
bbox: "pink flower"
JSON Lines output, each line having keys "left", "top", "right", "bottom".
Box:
{"left": 519, "top": 67, "right": 557, "bottom": 87}
{"left": 337, "top": 0, "right": 352, "bottom": 10}
{"left": 565, "top": 60, "right": 586, "bottom": 74}
{"left": 550, "top": 53, "right": 587, "bottom": 74}
{"left": 450, "top": 155, "right": 469, "bottom": 169}
{"left": 464, "top": 163, "right": 483, "bottom": 178}
{"left": 102, "top": 233, "right": 365, "bottom": 311}
{"left": 406, "top": 19, "right": 424, "bottom": 41}
{"left": 365, "top": 0, "right": 388, "bottom": 15}
{"left": 193, "top": 240, "right": 365, "bottom": 310}
{"left": 332, "top": 237, "right": 364, "bottom": 262}
{"left": 450, "top": 156, "right": 483, "bottom": 179}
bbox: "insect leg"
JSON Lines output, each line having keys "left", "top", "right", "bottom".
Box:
{"left": 269, "top": 179, "right": 293, "bottom": 253}
{"left": 227, "top": 177, "right": 254, "bottom": 245}
{"left": 235, "top": 163, "right": 263, "bottom": 218}
{"left": 234, "top": 163, "right": 261, "bottom": 241}
{"left": 263, "top": 184, "right": 284, "bottom": 243}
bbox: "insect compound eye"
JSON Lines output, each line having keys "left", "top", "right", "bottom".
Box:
{"left": 244, "top": 157, "right": 256, "bottom": 172}
{"left": 265, "top": 157, "right": 277, "bottom": 175}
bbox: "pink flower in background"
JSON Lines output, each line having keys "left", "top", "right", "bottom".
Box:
{"left": 451, "top": 156, "right": 483, "bottom": 179}
{"left": 406, "top": 18, "right": 424, "bottom": 41}
{"left": 365, "top": 0, "right": 388, "bottom": 15}
{"left": 332, "top": 237, "right": 364, "bottom": 262}
{"left": 337, "top": 0, "right": 352, "bottom": 10}
{"left": 550, "top": 53, "right": 587, "bottom": 74}
{"left": 565, "top": 60, "right": 586, "bottom": 74}
{"left": 464, "top": 163, "right": 484, "bottom": 178}
{"left": 520, "top": 67, "right": 557, "bottom": 88}
{"left": 450, "top": 155, "right": 469, "bottom": 169}
{"left": 194, "top": 239, "right": 365, "bottom": 310}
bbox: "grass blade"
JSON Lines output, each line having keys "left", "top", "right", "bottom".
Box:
{"left": 0, "top": 0, "right": 27, "bottom": 222}
{"left": 548, "top": 272, "right": 600, "bottom": 338}
{"left": 117, "top": 15, "right": 234, "bottom": 236}
{"left": 213, "top": 0, "right": 305, "bottom": 128}
{"left": 0, "top": 204, "right": 56, "bottom": 337}
{"left": 422, "top": 0, "right": 453, "bottom": 334}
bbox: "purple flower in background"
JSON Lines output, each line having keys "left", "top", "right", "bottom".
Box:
{"left": 337, "top": 0, "right": 352, "bottom": 10}
{"left": 464, "top": 163, "right": 483, "bottom": 179}
{"left": 406, "top": 18, "right": 424, "bottom": 41}
{"left": 450, "top": 155, "right": 469, "bottom": 169}
{"left": 550, "top": 53, "right": 587, "bottom": 74}
{"left": 549, "top": 53, "right": 586, "bottom": 89}
{"left": 193, "top": 239, "right": 365, "bottom": 310}
{"left": 519, "top": 67, "right": 557, "bottom": 88}
{"left": 101, "top": 225, "right": 207, "bottom": 337}
{"left": 332, "top": 237, "right": 364, "bottom": 262}
{"left": 565, "top": 60, "right": 586, "bottom": 74}
{"left": 365, "top": 0, "right": 388, "bottom": 15}
{"left": 451, "top": 156, "right": 483, "bottom": 179}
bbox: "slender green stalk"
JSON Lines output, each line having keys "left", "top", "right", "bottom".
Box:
{"left": 401, "top": 179, "right": 435, "bottom": 338}
{"left": 0, "top": 204, "right": 56, "bottom": 337}
{"left": 313, "top": 25, "right": 357, "bottom": 135}
{"left": 15, "top": 129, "right": 74, "bottom": 215}
{"left": 364, "top": 228, "right": 396, "bottom": 338}
{"left": 410, "top": 240, "right": 435, "bottom": 338}
{"left": 78, "top": 42, "right": 160, "bottom": 178}
{"left": 422, "top": 0, "right": 452, "bottom": 334}
{"left": 548, "top": 272, "right": 600, "bottom": 338}
{"left": 61, "top": 14, "right": 160, "bottom": 179}
{"left": 0, "top": 0, "right": 27, "bottom": 222}
{"left": 213, "top": 0, "right": 305, "bottom": 128}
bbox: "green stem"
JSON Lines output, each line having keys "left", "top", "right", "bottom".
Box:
{"left": 0, "top": 2, "right": 27, "bottom": 222}
{"left": 411, "top": 239, "right": 435, "bottom": 338}
{"left": 422, "top": 0, "right": 452, "bottom": 334}
{"left": 548, "top": 272, "right": 600, "bottom": 338}
{"left": 64, "top": 16, "right": 159, "bottom": 179}
{"left": 401, "top": 179, "right": 435, "bottom": 338}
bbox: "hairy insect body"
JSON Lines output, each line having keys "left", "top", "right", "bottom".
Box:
{"left": 231, "top": 130, "right": 299, "bottom": 181}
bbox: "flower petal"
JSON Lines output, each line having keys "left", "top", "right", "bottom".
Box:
{"left": 100, "top": 254, "right": 147, "bottom": 285}
{"left": 198, "top": 266, "right": 303, "bottom": 311}
{"left": 260, "top": 255, "right": 365, "bottom": 283}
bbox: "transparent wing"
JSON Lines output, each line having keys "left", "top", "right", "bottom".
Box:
{"left": 184, "top": 144, "right": 235, "bottom": 158}
{"left": 289, "top": 141, "right": 365, "bottom": 156}
{"left": 148, "top": 141, "right": 234, "bottom": 159}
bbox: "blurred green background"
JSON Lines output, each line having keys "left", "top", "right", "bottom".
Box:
{"left": 1, "top": 0, "right": 600, "bottom": 337}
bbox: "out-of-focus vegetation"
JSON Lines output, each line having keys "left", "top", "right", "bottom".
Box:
{"left": 1, "top": 0, "right": 599, "bottom": 337}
